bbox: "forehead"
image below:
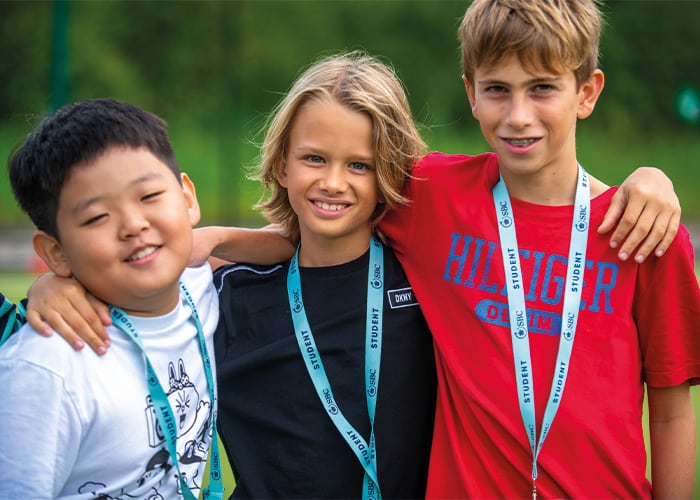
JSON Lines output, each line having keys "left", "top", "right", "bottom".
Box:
{"left": 290, "top": 98, "right": 373, "bottom": 147}
{"left": 60, "top": 147, "right": 176, "bottom": 206}
{"left": 479, "top": 51, "right": 568, "bottom": 76}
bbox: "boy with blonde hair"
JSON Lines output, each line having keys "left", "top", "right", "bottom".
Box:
{"left": 379, "top": 1, "right": 700, "bottom": 497}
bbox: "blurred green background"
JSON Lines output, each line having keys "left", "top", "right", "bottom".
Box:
{"left": 0, "top": 0, "right": 699, "bottom": 497}
{"left": 0, "top": 0, "right": 699, "bottom": 227}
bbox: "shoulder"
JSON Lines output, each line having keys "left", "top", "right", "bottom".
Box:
{"left": 408, "top": 151, "right": 499, "bottom": 197}
{"left": 181, "top": 262, "right": 215, "bottom": 296}
{"left": 0, "top": 323, "right": 103, "bottom": 382}
{"left": 180, "top": 262, "right": 218, "bottom": 316}
{"left": 415, "top": 151, "right": 497, "bottom": 175}
{"left": 213, "top": 261, "right": 287, "bottom": 292}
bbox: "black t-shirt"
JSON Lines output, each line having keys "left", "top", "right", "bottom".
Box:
{"left": 213, "top": 245, "right": 437, "bottom": 499}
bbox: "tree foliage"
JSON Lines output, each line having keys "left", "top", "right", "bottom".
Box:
{"left": 0, "top": 0, "right": 698, "bottom": 224}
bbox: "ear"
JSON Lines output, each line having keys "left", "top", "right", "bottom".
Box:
{"left": 32, "top": 231, "right": 72, "bottom": 278}
{"left": 463, "top": 75, "right": 479, "bottom": 119}
{"left": 577, "top": 69, "right": 605, "bottom": 119}
{"left": 275, "top": 160, "right": 289, "bottom": 188}
{"left": 180, "top": 173, "right": 201, "bottom": 227}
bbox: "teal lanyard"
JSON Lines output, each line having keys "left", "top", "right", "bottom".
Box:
{"left": 286, "top": 236, "right": 384, "bottom": 500}
{"left": 492, "top": 164, "right": 590, "bottom": 499}
{"left": 110, "top": 282, "right": 223, "bottom": 500}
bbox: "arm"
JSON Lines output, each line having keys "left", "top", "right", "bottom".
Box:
{"left": 190, "top": 225, "right": 295, "bottom": 267}
{"left": 25, "top": 226, "right": 296, "bottom": 355}
{"left": 598, "top": 167, "right": 680, "bottom": 263}
{"left": 647, "top": 382, "right": 696, "bottom": 499}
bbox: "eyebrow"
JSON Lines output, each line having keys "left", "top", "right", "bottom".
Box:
{"left": 478, "top": 75, "right": 562, "bottom": 87}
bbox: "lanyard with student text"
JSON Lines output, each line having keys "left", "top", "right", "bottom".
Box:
{"left": 286, "top": 236, "right": 384, "bottom": 500}
{"left": 110, "top": 282, "right": 224, "bottom": 500}
{"left": 492, "top": 164, "right": 589, "bottom": 500}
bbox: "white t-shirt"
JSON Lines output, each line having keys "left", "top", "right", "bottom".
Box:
{"left": 0, "top": 264, "right": 219, "bottom": 499}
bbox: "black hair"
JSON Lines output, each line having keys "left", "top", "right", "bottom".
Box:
{"left": 8, "top": 98, "right": 180, "bottom": 239}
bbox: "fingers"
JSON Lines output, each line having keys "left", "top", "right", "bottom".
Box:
{"left": 600, "top": 199, "right": 681, "bottom": 263}
{"left": 87, "top": 293, "right": 113, "bottom": 329}
{"left": 31, "top": 306, "right": 89, "bottom": 351}
{"left": 26, "top": 274, "right": 111, "bottom": 355}
{"left": 599, "top": 167, "right": 681, "bottom": 262}
{"left": 25, "top": 310, "right": 53, "bottom": 337}
{"left": 67, "top": 295, "right": 111, "bottom": 355}
{"left": 597, "top": 188, "right": 627, "bottom": 238}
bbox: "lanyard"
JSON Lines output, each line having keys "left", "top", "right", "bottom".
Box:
{"left": 110, "top": 282, "right": 223, "bottom": 500}
{"left": 286, "top": 236, "right": 384, "bottom": 500}
{"left": 492, "top": 164, "right": 589, "bottom": 498}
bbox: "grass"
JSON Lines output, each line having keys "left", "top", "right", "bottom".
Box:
{"left": 2, "top": 270, "right": 699, "bottom": 496}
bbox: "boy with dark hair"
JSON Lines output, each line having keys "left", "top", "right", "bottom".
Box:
{"left": 379, "top": 1, "right": 700, "bottom": 498}
{"left": 0, "top": 98, "right": 223, "bottom": 499}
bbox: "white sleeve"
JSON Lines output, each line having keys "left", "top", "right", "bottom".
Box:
{"left": 0, "top": 359, "right": 83, "bottom": 498}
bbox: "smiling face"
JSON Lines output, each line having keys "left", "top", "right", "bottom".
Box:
{"left": 35, "top": 146, "right": 200, "bottom": 316}
{"left": 277, "top": 97, "right": 382, "bottom": 266}
{"left": 465, "top": 54, "right": 603, "bottom": 203}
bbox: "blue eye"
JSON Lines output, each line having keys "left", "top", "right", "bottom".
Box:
{"left": 306, "top": 155, "right": 324, "bottom": 164}
{"left": 349, "top": 162, "right": 369, "bottom": 171}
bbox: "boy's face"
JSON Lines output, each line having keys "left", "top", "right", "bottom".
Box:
{"left": 277, "top": 97, "right": 382, "bottom": 265}
{"left": 35, "top": 146, "right": 200, "bottom": 316}
{"left": 464, "top": 54, "right": 603, "bottom": 187}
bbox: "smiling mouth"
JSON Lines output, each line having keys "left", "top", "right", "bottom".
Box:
{"left": 125, "top": 245, "right": 159, "bottom": 262}
{"left": 313, "top": 201, "right": 349, "bottom": 211}
{"left": 505, "top": 138, "right": 538, "bottom": 147}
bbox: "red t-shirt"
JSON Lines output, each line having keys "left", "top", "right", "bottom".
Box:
{"left": 380, "top": 151, "right": 700, "bottom": 499}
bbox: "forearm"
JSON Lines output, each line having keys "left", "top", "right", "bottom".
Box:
{"left": 194, "top": 225, "right": 295, "bottom": 265}
{"left": 648, "top": 384, "right": 696, "bottom": 499}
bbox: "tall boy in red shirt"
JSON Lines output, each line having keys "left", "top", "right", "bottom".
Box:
{"left": 380, "top": 1, "right": 700, "bottom": 498}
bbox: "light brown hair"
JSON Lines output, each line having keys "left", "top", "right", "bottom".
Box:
{"left": 459, "top": 0, "right": 603, "bottom": 88}
{"left": 251, "top": 51, "right": 426, "bottom": 242}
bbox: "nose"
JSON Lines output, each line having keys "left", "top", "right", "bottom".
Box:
{"left": 507, "top": 92, "right": 533, "bottom": 129}
{"left": 118, "top": 209, "right": 150, "bottom": 239}
{"left": 319, "top": 164, "right": 347, "bottom": 194}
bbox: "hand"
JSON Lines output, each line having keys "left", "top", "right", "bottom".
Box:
{"left": 598, "top": 167, "right": 680, "bottom": 262}
{"left": 26, "top": 274, "right": 112, "bottom": 354}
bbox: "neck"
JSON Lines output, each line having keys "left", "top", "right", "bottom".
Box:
{"left": 297, "top": 231, "right": 372, "bottom": 267}
{"left": 498, "top": 156, "right": 578, "bottom": 205}
{"left": 117, "top": 287, "right": 181, "bottom": 318}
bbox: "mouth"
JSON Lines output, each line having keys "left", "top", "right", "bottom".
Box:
{"left": 125, "top": 245, "right": 160, "bottom": 262}
{"left": 313, "top": 200, "right": 350, "bottom": 212}
{"left": 504, "top": 137, "right": 539, "bottom": 147}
